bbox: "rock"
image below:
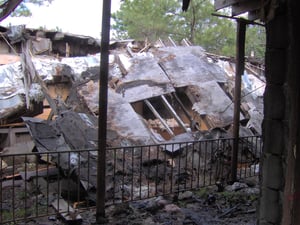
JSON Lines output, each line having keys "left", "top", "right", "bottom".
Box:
{"left": 142, "top": 217, "right": 157, "bottom": 225}
{"left": 178, "top": 191, "right": 193, "bottom": 200}
{"left": 144, "top": 196, "right": 166, "bottom": 213}
{"left": 225, "top": 182, "right": 248, "bottom": 191}
{"left": 164, "top": 204, "right": 181, "bottom": 213}
{"left": 240, "top": 187, "right": 260, "bottom": 195}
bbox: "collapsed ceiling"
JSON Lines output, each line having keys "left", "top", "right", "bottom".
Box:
{"left": 0, "top": 26, "right": 265, "bottom": 151}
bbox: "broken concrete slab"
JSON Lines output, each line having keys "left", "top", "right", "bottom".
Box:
{"left": 107, "top": 90, "right": 155, "bottom": 146}
{"left": 157, "top": 46, "right": 227, "bottom": 87}
{"left": 1, "top": 140, "right": 36, "bottom": 163}
{"left": 115, "top": 55, "right": 174, "bottom": 102}
{"left": 187, "top": 81, "right": 243, "bottom": 128}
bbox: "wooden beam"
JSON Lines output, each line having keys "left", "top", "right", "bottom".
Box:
{"left": 231, "top": 19, "right": 246, "bottom": 183}
{"left": 160, "top": 95, "right": 188, "bottom": 132}
{"left": 144, "top": 99, "right": 175, "bottom": 137}
{"left": 97, "top": 0, "right": 111, "bottom": 222}
{"left": 232, "top": 0, "right": 261, "bottom": 16}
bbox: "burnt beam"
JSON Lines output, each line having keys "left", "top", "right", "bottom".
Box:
{"left": 97, "top": 0, "right": 111, "bottom": 222}
{"left": 231, "top": 19, "right": 246, "bottom": 183}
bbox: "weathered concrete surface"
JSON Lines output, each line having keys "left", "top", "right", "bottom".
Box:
{"left": 259, "top": 9, "right": 288, "bottom": 225}
{"left": 187, "top": 81, "right": 238, "bottom": 128}
{"left": 157, "top": 46, "right": 227, "bottom": 87}
{"left": 107, "top": 89, "right": 155, "bottom": 146}
{"left": 115, "top": 56, "right": 174, "bottom": 103}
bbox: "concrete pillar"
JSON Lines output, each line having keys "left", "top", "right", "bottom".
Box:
{"left": 282, "top": 0, "right": 300, "bottom": 224}
{"left": 258, "top": 4, "right": 288, "bottom": 224}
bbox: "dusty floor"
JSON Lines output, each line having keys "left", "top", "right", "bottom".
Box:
{"left": 11, "top": 178, "right": 258, "bottom": 225}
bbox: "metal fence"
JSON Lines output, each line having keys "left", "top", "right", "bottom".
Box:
{"left": 0, "top": 135, "right": 261, "bottom": 224}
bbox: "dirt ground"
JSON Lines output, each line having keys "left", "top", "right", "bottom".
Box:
{"left": 7, "top": 177, "right": 258, "bottom": 225}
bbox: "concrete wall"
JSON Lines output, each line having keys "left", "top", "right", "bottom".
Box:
{"left": 259, "top": 3, "right": 288, "bottom": 225}
{"left": 259, "top": 0, "right": 300, "bottom": 224}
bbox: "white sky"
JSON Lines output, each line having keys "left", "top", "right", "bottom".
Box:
{"left": 0, "top": 0, "right": 121, "bottom": 38}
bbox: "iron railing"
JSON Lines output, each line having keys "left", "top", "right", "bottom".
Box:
{"left": 0, "top": 135, "right": 261, "bottom": 224}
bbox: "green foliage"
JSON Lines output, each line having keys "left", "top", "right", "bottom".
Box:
{"left": 112, "top": 0, "right": 265, "bottom": 60}
{"left": 0, "top": 0, "right": 53, "bottom": 17}
{"left": 112, "top": 0, "right": 181, "bottom": 41}
{"left": 195, "top": 187, "right": 208, "bottom": 198}
{"left": 246, "top": 25, "right": 266, "bottom": 59}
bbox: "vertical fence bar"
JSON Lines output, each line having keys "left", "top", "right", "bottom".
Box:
{"left": 155, "top": 146, "right": 159, "bottom": 195}
{"left": 113, "top": 149, "right": 117, "bottom": 204}
{"left": 203, "top": 142, "right": 207, "bottom": 187}
{"left": 97, "top": 0, "right": 111, "bottom": 222}
{"left": 177, "top": 143, "right": 181, "bottom": 192}
{"left": 77, "top": 152, "right": 81, "bottom": 206}
{"left": 57, "top": 153, "right": 61, "bottom": 216}
{"left": 122, "top": 148, "right": 125, "bottom": 201}
{"left": 139, "top": 147, "right": 142, "bottom": 200}
{"left": 197, "top": 142, "right": 201, "bottom": 188}
{"left": 147, "top": 146, "right": 150, "bottom": 198}
{"left": 87, "top": 151, "right": 91, "bottom": 208}
{"left": 131, "top": 147, "right": 134, "bottom": 201}
{"left": 163, "top": 144, "right": 167, "bottom": 195}
{"left": 24, "top": 155, "right": 27, "bottom": 221}
{"left": 170, "top": 143, "right": 174, "bottom": 193}
{"left": 67, "top": 152, "right": 71, "bottom": 215}
{"left": 12, "top": 156, "right": 15, "bottom": 221}
{"left": 190, "top": 142, "right": 195, "bottom": 189}
{"left": 46, "top": 153, "right": 50, "bottom": 215}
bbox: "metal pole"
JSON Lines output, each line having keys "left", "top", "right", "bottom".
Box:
{"left": 97, "top": 0, "right": 111, "bottom": 223}
{"left": 231, "top": 19, "right": 246, "bottom": 183}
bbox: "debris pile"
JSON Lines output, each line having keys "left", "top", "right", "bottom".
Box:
{"left": 0, "top": 25, "right": 264, "bottom": 222}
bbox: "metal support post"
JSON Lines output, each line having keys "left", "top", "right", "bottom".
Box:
{"left": 231, "top": 19, "right": 246, "bottom": 183}
{"left": 96, "top": 0, "right": 111, "bottom": 223}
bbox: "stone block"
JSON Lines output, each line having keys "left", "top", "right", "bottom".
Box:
{"left": 266, "top": 13, "right": 288, "bottom": 49}
{"left": 264, "top": 84, "right": 286, "bottom": 120}
{"left": 265, "top": 49, "right": 286, "bottom": 85}
{"left": 262, "top": 119, "right": 285, "bottom": 155}
{"left": 259, "top": 187, "right": 281, "bottom": 224}
{"left": 261, "top": 154, "right": 284, "bottom": 189}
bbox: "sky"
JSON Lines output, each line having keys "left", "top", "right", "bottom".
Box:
{"left": 0, "top": 0, "right": 121, "bottom": 38}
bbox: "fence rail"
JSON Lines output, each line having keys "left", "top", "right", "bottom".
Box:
{"left": 0, "top": 135, "right": 261, "bottom": 223}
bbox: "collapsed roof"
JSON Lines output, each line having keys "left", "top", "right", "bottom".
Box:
{"left": 0, "top": 26, "right": 265, "bottom": 150}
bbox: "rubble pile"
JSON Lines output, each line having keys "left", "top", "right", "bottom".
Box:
{"left": 0, "top": 25, "right": 264, "bottom": 223}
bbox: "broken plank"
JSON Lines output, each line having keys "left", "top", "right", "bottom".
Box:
{"left": 1, "top": 173, "right": 22, "bottom": 181}
{"left": 19, "top": 166, "right": 59, "bottom": 181}
{"left": 1, "top": 179, "right": 23, "bottom": 188}
{"left": 52, "top": 198, "right": 82, "bottom": 222}
{"left": 32, "top": 177, "right": 82, "bottom": 222}
{"left": 32, "top": 177, "right": 58, "bottom": 197}
{"left": 0, "top": 159, "right": 8, "bottom": 170}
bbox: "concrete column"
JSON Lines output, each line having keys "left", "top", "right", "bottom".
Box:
{"left": 258, "top": 4, "right": 288, "bottom": 225}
